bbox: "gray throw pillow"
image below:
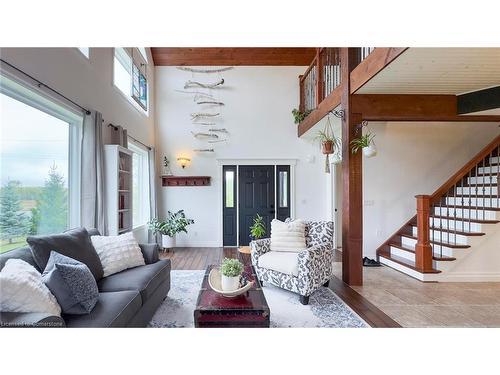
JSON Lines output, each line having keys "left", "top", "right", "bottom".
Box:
{"left": 27, "top": 227, "right": 104, "bottom": 280}
{"left": 42, "top": 251, "right": 99, "bottom": 315}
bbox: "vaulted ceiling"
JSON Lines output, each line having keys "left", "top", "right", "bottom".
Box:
{"left": 151, "top": 48, "right": 317, "bottom": 66}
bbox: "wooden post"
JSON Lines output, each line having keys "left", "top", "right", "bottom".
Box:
{"left": 315, "top": 48, "right": 323, "bottom": 107}
{"left": 341, "top": 48, "right": 363, "bottom": 286}
{"left": 299, "top": 75, "right": 305, "bottom": 112}
{"left": 415, "top": 195, "right": 433, "bottom": 272}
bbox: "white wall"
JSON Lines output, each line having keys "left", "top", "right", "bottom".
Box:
{"left": 0, "top": 48, "right": 155, "bottom": 146}
{"left": 0, "top": 47, "right": 156, "bottom": 242}
{"left": 363, "top": 121, "right": 499, "bottom": 258}
{"left": 155, "top": 66, "right": 329, "bottom": 246}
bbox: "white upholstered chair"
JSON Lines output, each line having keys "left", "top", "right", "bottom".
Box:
{"left": 250, "top": 221, "right": 334, "bottom": 305}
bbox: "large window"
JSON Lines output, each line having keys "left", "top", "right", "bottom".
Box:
{"left": 128, "top": 140, "right": 150, "bottom": 228}
{"left": 0, "top": 74, "right": 82, "bottom": 253}
{"left": 113, "top": 48, "right": 149, "bottom": 113}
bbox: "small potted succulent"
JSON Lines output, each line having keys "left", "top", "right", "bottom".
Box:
{"left": 249, "top": 214, "right": 266, "bottom": 241}
{"left": 148, "top": 210, "right": 194, "bottom": 249}
{"left": 350, "top": 132, "right": 377, "bottom": 157}
{"left": 220, "top": 258, "right": 244, "bottom": 291}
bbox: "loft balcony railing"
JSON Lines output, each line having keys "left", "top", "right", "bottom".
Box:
{"left": 298, "top": 47, "right": 374, "bottom": 114}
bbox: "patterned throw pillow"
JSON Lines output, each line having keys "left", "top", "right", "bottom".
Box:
{"left": 90, "top": 232, "right": 145, "bottom": 277}
{"left": 0, "top": 259, "right": 61, "bottom": 316}
{"left": 270, "top": 219, "right": 307, "bottom": 252}
{"left": 42, "top": 252, "right": 99, "bottom": 315}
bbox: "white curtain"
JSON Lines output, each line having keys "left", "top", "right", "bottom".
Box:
{"left": 81, "top": 111, "right": 107, "bottom": 234}
{"left": 148, "top": 147, "right": 159, "bottom": 243}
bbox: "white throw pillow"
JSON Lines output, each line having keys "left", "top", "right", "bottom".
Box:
{"left": 91, "top": 232, "right": 145, "bottom": 277}
{"left": 0, "top": 259, "right": 61, "bottom": 316}
{"left": 270, "top": 219, "right": 307, "bottom": 252}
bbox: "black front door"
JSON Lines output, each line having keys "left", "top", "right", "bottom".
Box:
{"left": 238, "top": 165, "right": 275, "bottom": 246}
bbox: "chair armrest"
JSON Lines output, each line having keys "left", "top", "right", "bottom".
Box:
{"left": 250, "top": 238, "right": 271, "bottom": 266}
{"left": 0, "top": 312, "right": 65, "bottom": 328}
{"left": 139, "top": 243, "right": 160, "bottom": 264}
{"left": 297, "top": 243, "right": 334, "bottom": 294}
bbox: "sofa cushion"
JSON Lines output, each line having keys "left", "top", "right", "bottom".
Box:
{"left": 0, "top": 259, "right": 61, "bottom": 316}
{"left": 97, "top": 259, "right": 171, "bottom": 301}
{"left": 63, "top": 290, "right": 141, "bottom": 328}
{"left": 0, "top": 246, "right": 39, "bottom": 272}
{"left": 27, "top": 228, "right": 104, "bottom": 280}
{"left": 270, "top": 219, "right": 306, "bottom": 252}
{"left": 258, "top": 251, "right": 299, "bottom": 277}
{"left": 42, "top": 252, "right": 99, "bottom": 315}
{"left": 90, "top": 232, "right": 145, "bottom": 277}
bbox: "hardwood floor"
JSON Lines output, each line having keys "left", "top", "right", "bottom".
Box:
{"left": 159, "top": 247, "right": 398, "bottom": 327}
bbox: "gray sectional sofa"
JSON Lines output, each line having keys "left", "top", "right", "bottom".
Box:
{"left": 0, "top": 229, "right": 171, "bottom": 328}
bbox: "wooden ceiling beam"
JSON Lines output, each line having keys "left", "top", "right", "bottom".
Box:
{"left": 352, "top": 94, "right": 500, "bottom": 122}
{"left": 457, "top": 86, "right": 500, "bottom": 114}
{"left": 151, "top": 48, "right": 318, "bottom": 66}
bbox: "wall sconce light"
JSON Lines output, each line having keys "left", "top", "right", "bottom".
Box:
{"left": 177, "top": 157, "right": 191, "bottom": 169}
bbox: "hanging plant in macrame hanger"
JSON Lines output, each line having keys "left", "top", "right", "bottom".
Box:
{"left": 314, "top": 115, "right": 338, "bottom": 174}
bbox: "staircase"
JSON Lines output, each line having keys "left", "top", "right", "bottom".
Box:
{"left": 376, "top": 135, "right": 500, "bottom": 281}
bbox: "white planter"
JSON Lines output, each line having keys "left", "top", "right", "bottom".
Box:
{"left": 363, "top": 144, "right": 377, "bottom": 158}
{"left": 161, "top": 234, "right": 176, "bottom": 249}
{"left": 221, "top": 275, "right": 241, "bottom": 292}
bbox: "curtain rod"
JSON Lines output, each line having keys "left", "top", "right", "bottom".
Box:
{"left": 0, "top": 58, "right": 91, "bottom": 115}
{"left": 108, "top": 123, "right": 152, "bottom": 150}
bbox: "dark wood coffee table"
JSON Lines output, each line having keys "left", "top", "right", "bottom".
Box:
{"left": 194, "top": 265, "right": 270, "bottom": 328}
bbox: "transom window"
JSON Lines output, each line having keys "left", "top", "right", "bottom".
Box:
{"left": 114, "top": 48, "right": 149, "bottom": 114}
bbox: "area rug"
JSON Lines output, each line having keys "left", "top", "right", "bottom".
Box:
{"left": 149, "top": 271, "right": 368, "bottom": 328}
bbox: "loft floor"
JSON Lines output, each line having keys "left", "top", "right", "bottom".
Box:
{"left": 332, "top": 263, "right": 500, "bottom": 327}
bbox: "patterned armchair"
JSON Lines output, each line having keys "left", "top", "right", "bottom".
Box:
{"left": 250, "top": 221, "right": 334, "bottom": 305}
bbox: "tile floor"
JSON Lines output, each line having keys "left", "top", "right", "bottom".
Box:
{"left": 333, "top": 262, "right": 500, "bottom": 327}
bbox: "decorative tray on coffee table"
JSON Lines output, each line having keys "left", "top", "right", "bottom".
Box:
{"left": 208, "top": 268, "right": 254, "bottom": 298}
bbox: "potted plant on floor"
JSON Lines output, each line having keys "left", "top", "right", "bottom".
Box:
{"left": 220, "top": 258, "right": 244, "bottom": 291}
{"left": 350, "top": 132, "right": 377, "bottom": 157}
{"left": 249, "top": 214, "right": 266, "bottom": 241}
{"left": 148, "top": 210, "right": 195, "bottom": 249}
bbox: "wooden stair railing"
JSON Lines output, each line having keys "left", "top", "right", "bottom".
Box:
{"left": 376, "top": 134, "right": 500, "bottom": 274}
{"left": 413, "top": 134, "right": 500, "bottom": 272}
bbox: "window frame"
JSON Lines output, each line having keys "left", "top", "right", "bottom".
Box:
{"left": 76, "top": 47, "right": 90, "bottom": 59}
{"left": 0, "top": 71, "right": 83, "bottom": 232}
{"left": 113, "top": 48, "right": 149, "bottom": 116}
{"left": 128, "top": 138, "right": 150, "bottom": 229}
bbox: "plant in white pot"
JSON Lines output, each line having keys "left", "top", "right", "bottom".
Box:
{"left": 220, "top": 258, "right": 244, "bottom": 292}
{"left": 148, "top": 210, "right": 195, "bottom": 249}
{"left": 350, "top": 132, "right": 377, "bottom": 158}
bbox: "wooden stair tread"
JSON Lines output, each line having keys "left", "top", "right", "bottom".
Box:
{"left": 399, "top": 233, "right": 471, "bottom": 249}
{"left": 410, "top": 225, "right": 486, "bottom": 236}
{"left": 430, "top": 215, "right": 500, "bottom": 224}
{"left": 388, "top": 243, "right": 456, "bottom": 261}
{"left": 438, "top": 204, "right": 500, "bottom": 212}
{"left": 378, "top": 250, "right": 441, "bottom": 274}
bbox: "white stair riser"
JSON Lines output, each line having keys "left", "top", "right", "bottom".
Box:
{"left": 478, "top": 165, "right": 499, "bottom": 174}
{"left": 412, "top": 227, "right": 468, "bottom": 245}
{"left": 490, "top": 156, "right": 500, "bottom": 164}
{"left": 433, "top": 207, "right": 498, "bottom": 220}
{"left": 456, "top": 186, "right": 498, "bottom": 196}
{"left": 430, "top": 217, "right": 482, "bottom": 232}
{"left": 378, "top": 256, "right": 426, "bottom": 281}
{"left": 445, "top": 197, "right": 499, "bottom": 208}
{"left": 468, "top": 175, "right": 498, "bottom": 185}
{"left": 389, "top": 246, "right": 415, "bottom": 262}
{"left": 401, "top": 236, "right": 455, "bottom": 257}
